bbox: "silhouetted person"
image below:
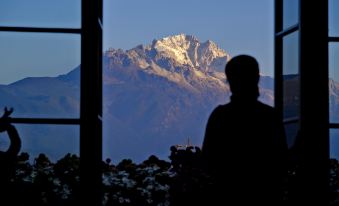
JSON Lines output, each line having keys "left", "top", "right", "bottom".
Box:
{"left": 0, "top": 107, "right": 21, "bottom": 205}
{"left": 202, "top": 55, "right": 288, "bottom": 205}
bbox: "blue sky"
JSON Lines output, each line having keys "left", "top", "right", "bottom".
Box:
{"left": 1, "top": 0, "right": 274, "bottom": 84}
{"left": 104, "top": 0, "right": 274, "bottom": 77}
{"left": 0, "top": 0, "right": 81, "bottom": 84}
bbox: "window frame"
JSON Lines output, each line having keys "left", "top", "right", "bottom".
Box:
{"left": 275, "top": 0, "right": 329, "bottom": 205}
{"left": 0, "top": 1, "right": 103, "bottom": 205}
{"left": 329, "top": 2, "right": 339, "bottom": 171}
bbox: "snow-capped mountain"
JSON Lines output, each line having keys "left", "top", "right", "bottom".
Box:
{"left": 151, "top": 34, "right": 230, "bottom": 71}
{"left": 0, "top": 34, "right": 336, "bottom": 162}
{"left": 104, "top": 34, "right": 230, "bottom": 91}
{"left": 103, "top": 34, "right": 272, "bottom": 101}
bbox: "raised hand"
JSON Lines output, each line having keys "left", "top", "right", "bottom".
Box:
{"left": 2, "top": 107, "right": 13, "bottom": 119}
{"left": 0, "top": 107, "right": 13, "bottom": 132}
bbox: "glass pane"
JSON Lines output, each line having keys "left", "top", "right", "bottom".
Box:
{"left": 283, "top": 0, "right": 299, "bottom": 29}
{"left": 103, "top": 0, "right": 274, "bottom": 163}
{"left": 330, "top": 129, "right": 339, "bottom": 160}
{"left": 0, "top": 32, "right": 80, "bottom": 118}
{"left": 330, "top": 43, "right": 339, "bottom": 123}
{"left": 0, "top": 0, "right": 81, "bottom": 28}
{"left": 330, "top": 129, "right": 339, "bottom": 205}
{"left": 283, "top": 31, "right": 299, "bottom": 119}
{"left": 0, "top": 124, "right": 79, "bottom": 162}
{"left": 329, "top": 0, "right": 339, "bottom": 36}
{"left": 284, "top": 122, "right": 299, "bottom": 149}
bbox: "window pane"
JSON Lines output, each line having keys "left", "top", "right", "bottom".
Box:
{"left": 330, "top": 43, "right": 339, "bottom": 123}
{"left": 283, "top": 0, "right": 298, "bottom": 29}
{"left": 330, "top": 129, "right": 339, "bottom": 205}
{"left": 329, "top": 0, "right": 339, "bottom": 36}
{"left": 103, "top": 0, "right": 274, "bottom": 163}
{"left": 0, "top": 0, "right": 81, "bottom": 28}
{"left": 283, "top": 31, "right": 299, "bottom": 119}
{"left": 330, "top": 129, "right": 339, "bottom": 160}
{"left": 0, "top": 124, "right": 79, "bottom": 162}
{"left": 0, "top": 32, "right": 80, "bottom": 118}
{"left": 284, "top": 122, "right": 299, "bottom": 149}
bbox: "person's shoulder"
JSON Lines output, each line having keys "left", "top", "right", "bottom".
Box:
{"left": 214, "top": 103, "right": 232, "bottom": 112}
{"left": 209, "top": 103, "right": 231, "bottom": 117}
{"left": 256, "top": 101, "right": 276, "bottom": 113}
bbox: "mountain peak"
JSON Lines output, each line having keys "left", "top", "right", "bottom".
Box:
{"left": 158, "top": 34, "right": 199, "bottom": 45}
{"left": 103, "top": 34, "right": 232, "bottom": 88}
{"left": 152, "top": 34, "right": 199, "bottom": 53}
{"left": 149, "top": 34, "right": 230, "bottom": 69}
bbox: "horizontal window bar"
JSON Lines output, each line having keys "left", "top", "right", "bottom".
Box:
{"left": 9, "top": 118, "right": 80, "bottom": 125}
{"left": 283, "top": 117, "right": 299, "bottom": 124}
{"left": 329, "top": 37, "right": 339, "bottom": 42}
{"left": 275, "top": 24, "right": 299, "bottom": 38}
{"left": 0, "top": 26, "right": 81, "bottom": 34}
{"left": 330, "top": 123, "right": 339, "bottom": 129}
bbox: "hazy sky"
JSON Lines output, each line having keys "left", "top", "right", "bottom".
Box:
{"left": 0, "top": 0, "right": 275, "bottom": 84}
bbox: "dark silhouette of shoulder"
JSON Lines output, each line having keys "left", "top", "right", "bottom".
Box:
{"left": 201, "top": 55, "right": 287, "bottom": 205}
{"left": 203, "top": 100, "right": 285, "bottom": 165}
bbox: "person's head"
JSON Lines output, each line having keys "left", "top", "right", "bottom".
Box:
{"left": 225, "top": 55, "right": 260, "bottom": 99}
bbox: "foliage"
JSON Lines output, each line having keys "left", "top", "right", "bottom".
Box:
{"left": 11, "top": 153, "right": 81, "bottom": 205}
{"left": 102, "top": 156, "right": 173, "bottom": 206}
{"left": 9, "top": 152, "right": 177, "bottom": 205}
{"left": 6, "top": 149, "right": 339, "bottom": 205}
{"left": 331, "top": 159, "right": 339, "bottom": 205}
{"left": 168, "top": 146, "right": 212, "bottom": 205}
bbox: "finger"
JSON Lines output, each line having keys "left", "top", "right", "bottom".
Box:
{"left": 3, "top": 107, "right": 13, "bottom": 117}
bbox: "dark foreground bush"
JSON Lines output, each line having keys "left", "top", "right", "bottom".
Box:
{"left": 5, "top": 148, "right": 339, "bottom": 205}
